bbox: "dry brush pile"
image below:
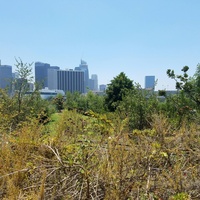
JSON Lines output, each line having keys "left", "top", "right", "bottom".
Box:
{"left": 0, "top": 110, "right": 200, "bottom": 200}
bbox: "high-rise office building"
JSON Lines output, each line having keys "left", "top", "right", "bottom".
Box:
{"left": 75, "top": 60, "right": 89, "bottom": 92}
{"left": 0, "top": 65, "right": 12, "bottom": 90}
{"left": 88, "top": 79, "right": 95, "bottom": 91}
{"left": 99, "top": 84, "right": 107, "bottom": 92}
{"left": 57, "top": 69, "right": 84, "bottom": 93}
{"left": 91, "top": 74, "right": 98, "bottom": 91}
{"left": 48, "top": 66, "right": 60, "bottom": 90}
{"left": 35, "top": 62, "right": 50, "bottom": 88}
{"left": 145, "top": 76, "right": 155, "bottom": 90}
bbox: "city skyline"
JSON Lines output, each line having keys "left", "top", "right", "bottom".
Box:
{"left": 0, "top": 60, "right": 158, "bottom": 93}
{"left": 0, "top": 60, "right": 94, "bottom": 94}
{"left": 1, "top": 1, "right": 200, "bottom": 90}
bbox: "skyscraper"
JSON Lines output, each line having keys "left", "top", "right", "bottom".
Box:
{"left": 145, "top": 76, "right": 155, "bottom": 90}
{"left": 57, "top": 69, "right": 84, "bottom": 93}
{"left": 88, "top": 79, "right": 95, "bottom": 91}
{"left": 48, "top": 66, "right": 60, "bottom": 90}
{"left": 75, "top": 60, "right": 89, "bottom": 93}
{"left": 35, "top": 62, "right": 50, "bottom": 88}
{"left": 0, "top": 65, "right": 12, "bottom": 90}
{"left": 91, "top": 74, "right": 98, "bottom": 91}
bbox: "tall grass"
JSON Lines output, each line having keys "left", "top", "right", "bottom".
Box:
{"left": 0, "top": 110, "right": 199, "bottom": 199}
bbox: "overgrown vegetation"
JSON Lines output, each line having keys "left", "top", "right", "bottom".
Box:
{"left": 0, "top": 61, "right": 200, "bottom": 199}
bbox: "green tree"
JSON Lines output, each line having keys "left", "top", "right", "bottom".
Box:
{"left": 53, "top": 93, "right": 64, "bottom": 112}
{"left": 85, "top": 91, "right": 105, "bottom": 113}
{"left": 65, "top": 91, "right": 87, "bottom": 112}
{"left": 65, "top": 91, "right": 80, "bottom": 110}
{"left": 159, "top": 92, "right": 196, "bottom": 127}
{"left": 167, "top": 65, "right": 200, "bottom": 107}
{"left": 65, "top": 91, "right": 105, "bottom": 113}
{"left": 158, "top": 89, "right": 167, "bottom": 97}
{"left": 0, "top": 59, "right": 53, "bottom": 130}
{"left": 13, "top": 58, "right": 33, "bottom": 117}
{"left": 118, "top": 84, "right": 159, "bottom": 130}
{"left": 105, "top": 72, "right": 134, "bottom": 111}
{"left": 0, "top": 58, "right": 34, "bottom": 129}
{"left": 166, "top": 65, "right": 200, "bottom": 126}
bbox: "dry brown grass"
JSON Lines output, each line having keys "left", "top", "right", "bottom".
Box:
{"left": 0, "top": 111, "right": 199, "bottom": 199}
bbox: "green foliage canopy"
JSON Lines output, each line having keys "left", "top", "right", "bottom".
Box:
{"left": 105, "top": 72, "right": 134, "bottom": 111}
{"left": 167, "top": 64, "right": 200, "bottom": 108}
{"left": 0, "top": 59, "right": 54, "bottom": 131}
{"left": 65, "top": 91, "right": 105, "bottom": 113}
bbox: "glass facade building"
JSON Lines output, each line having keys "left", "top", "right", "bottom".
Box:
{"left": 145, "top": 76, "right": 155, "bottom": 90}
{"left": 35, "top": 62, "right": 50, "bottom": 88}
{"left": 0, "top": 65, "right": 12, "bottom": 90}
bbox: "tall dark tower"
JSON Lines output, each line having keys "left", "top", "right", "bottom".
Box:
{"left": 0, "top": 65, "right": 12, "bottom": 91}
{"left": 35, "top": 62, "right": 50, "bottom": 88}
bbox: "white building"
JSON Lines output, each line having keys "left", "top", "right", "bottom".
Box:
{"left": 39, "top": 88, "right": 65, "bottom": 99}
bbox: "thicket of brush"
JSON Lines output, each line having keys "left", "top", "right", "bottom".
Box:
{"left": 0, "top": 109, "right": 199, "bottom": 199}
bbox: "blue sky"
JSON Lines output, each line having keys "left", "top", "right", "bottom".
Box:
{"left": 1, "top": 0, "right": 200, "bottom": 90}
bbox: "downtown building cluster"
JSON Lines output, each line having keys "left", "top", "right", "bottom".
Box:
{"left": 0, "top": 60, "right": 156, "bottom": 95}
{"left": 35, "top": 60, "right": 99, "bottom": 94}
{"left": 0, "top": 60, "right": 102, "bottom": 95}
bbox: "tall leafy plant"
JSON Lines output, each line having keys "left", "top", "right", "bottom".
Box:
{"left": 105, "top": 72, "right": 134, "bottom": 112}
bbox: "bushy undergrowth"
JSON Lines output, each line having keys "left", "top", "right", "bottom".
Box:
{"left": 0, "top": 110, "right": 199, "bottom": 199}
